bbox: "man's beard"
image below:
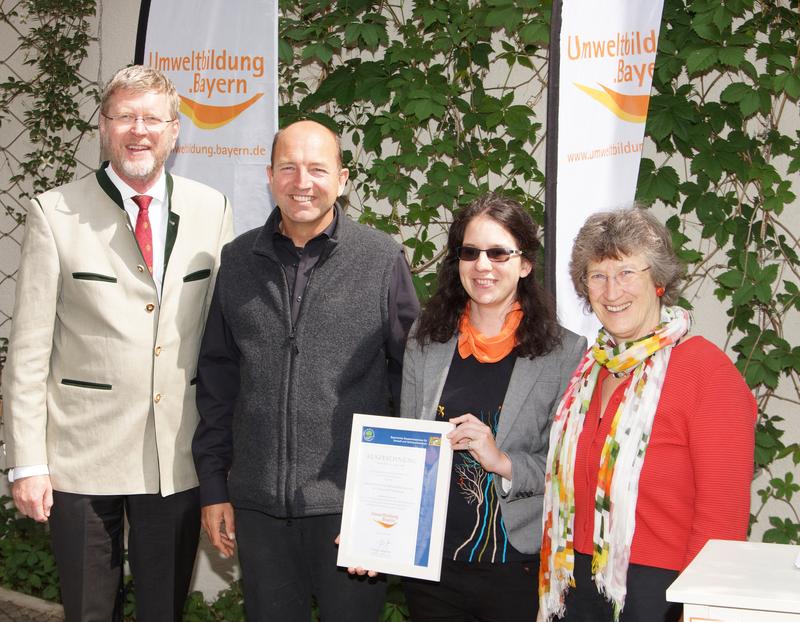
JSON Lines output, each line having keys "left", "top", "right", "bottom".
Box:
{"left": 101, "top": 131, "right": 165, "bottom": 181}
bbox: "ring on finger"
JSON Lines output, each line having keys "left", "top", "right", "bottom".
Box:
{"left": 466, "top": 439, "right": 472, "bottom": 450}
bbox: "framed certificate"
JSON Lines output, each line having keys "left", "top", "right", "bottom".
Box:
{"left": 337, "top": 413, "right": 454, "bottom": 581}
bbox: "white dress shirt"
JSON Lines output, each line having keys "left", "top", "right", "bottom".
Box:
{"left": 106, "top": 164, "right": 168, "bottom": 298}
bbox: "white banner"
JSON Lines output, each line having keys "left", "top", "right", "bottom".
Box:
{"left": 555, "top": 0, "right": 664, "bottom": 339}
{"left": 139, "top": 0, "right": 278, "bottom": 234}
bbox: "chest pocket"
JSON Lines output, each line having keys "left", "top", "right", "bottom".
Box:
{"left": 183, "top": 268, "right": 211, "bottom": 282}
{"left": 72, "top": 272, "right": 117, "bottom": 283}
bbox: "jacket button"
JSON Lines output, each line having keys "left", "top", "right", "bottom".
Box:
{"left": 145, "top": 303, "right": 155, "bottom": 312}
{"left": 154, "top": 346, "right": 162, "bottom": 356}
{"left": 154, "top": 393, "right": 162, "bottom": 403}
{"left": 137, "top": 265, "right": 145, "bottom": 273}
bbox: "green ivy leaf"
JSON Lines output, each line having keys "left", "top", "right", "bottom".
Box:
{"left": 484, "top": 6, "right": 523, "bottom": 30}
{"left": 691, "top": 13, "right": 720, "bottom": 41}
{"left": 718, "top": 269, "right": 744, "bottom": 289}
{"left": 731, "top": 282, "right": 756, "bottom": 306}
{"left": 690, "top": 149, "right": 722, "bottom": 182}
{"left": 519, "top": 22, "right": 549, "bottom": 45}
{"left": 763, "top": 517, "right": 799, "bottom": 544}
{"left": 720, "top": 82, "right": 753, "bottom": 103}
{"left": 646, "top": 108, "right": 673, "bottom": 141}
{"left": 278, "top": 38, "right": 294, "bottom": 63}
{"left": 636, "top": 162, "right": 679, "bottom": 205}
{"left": 686, "top": 47, "right": 718, "bottom": 74}
{"left": 738, "top": 90, "right": 760, "bottom": 117}
{"left": 785, "top": 74, "right": 800, "bottom": 100}
{"left": 718, "top": 46, "right": 745, "bottom": 67}
{"left": 301, "top": 42, "right": 335, "bottom": 64}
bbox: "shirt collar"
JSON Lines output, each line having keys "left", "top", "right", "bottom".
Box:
{"left": 271, "top": 204, "right": 339, "bottom": 244}
{"left": 104, "top": 164, "right": 167, "bottom": 205}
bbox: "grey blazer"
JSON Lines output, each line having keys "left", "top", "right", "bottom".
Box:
{"left": 400, "top": 325, "right": 586, "bottom": 554}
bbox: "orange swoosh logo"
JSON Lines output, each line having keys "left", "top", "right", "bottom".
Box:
{"left": 179, "top": 92, "right": 264, "bottom": 129}
{"left": 374, "top": 520, "right": 397, "bottom": 528}
{"left": 574, "top": 83, "right": 650, "bottom": 123}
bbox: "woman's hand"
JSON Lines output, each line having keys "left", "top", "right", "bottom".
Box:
{"left": 334, "top": 534, "right": 379, "bottom": 577}
{"left": 447, "top": 413, "right": 512, "bottom": 480}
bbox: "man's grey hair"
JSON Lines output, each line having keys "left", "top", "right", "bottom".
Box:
{"left": 100, "top": 65, "right": 180, "bottom": 120}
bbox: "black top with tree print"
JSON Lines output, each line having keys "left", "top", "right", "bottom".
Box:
{"left": 437, "top": 349, "right": 534, "bottom": 563}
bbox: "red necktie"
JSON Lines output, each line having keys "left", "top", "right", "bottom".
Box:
{"left": 131, "top": 195, "right": 153, "bottom": 274}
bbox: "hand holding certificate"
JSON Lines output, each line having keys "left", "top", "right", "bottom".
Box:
{"left": 337, "top": 414, "right": 454, "bottom": 581}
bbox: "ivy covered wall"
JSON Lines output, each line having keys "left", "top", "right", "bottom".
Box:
{"left": 0, "top": 0, "right": 798, "bottom": 608}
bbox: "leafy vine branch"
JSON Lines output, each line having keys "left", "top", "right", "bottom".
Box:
{"left": 279, "top": 0, "right": 552, "bottom": 294}
{"left": 0, "top": 0, "right": 99, "bottom": 217}
{"left": 638, "top": 0, "right": 800, "bottom": 542}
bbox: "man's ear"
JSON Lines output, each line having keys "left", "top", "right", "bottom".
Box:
{"left": 337, "top": 167, "right": 349, "bottom": 195}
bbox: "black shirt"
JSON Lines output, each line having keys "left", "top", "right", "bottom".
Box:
{"left": 436, "top": 349, "right": 533, "bottom": 563}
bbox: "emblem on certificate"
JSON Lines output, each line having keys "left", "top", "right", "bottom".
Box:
{"left": 337, "top": 413, "right": 454, "bottom": 580}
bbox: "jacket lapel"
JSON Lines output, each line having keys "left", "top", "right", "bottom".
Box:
{"left": 417, "top": 337, "right": 548, "bottom": 445}
{"left": 421, "top": 337, "right": 458, "bottom": 420}
{"left": 164, "top": 172, "right": 179, "bottom": 271}
{"left": 95, "top": 165, "right": 153, "bottom": 271}
{"left": 495, "top": 356, "right": 545, "bottom": 447}
{"left": 96, "top": 165, "right": 125, "bottom": 209}
{"left": 97, "top": 164, "right": 180, "bottom": 274}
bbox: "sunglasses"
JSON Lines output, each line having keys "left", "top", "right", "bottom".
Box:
{"left": 456, "top": 246, "right": 524, "bottom": 262}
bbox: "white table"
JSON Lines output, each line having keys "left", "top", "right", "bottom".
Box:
{"left": 667, "top": 539, "right": 800, "bottom": 621}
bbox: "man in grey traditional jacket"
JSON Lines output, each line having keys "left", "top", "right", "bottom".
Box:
{"left": 4, "top": 65, "right": 233, "bottom": 620}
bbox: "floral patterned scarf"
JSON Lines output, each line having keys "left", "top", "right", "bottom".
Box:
{"left": 539, "top": 306, "right": 691, "bottom": 621}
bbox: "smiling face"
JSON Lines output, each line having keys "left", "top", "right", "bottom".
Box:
{"left": 267, "top": 121, "right": 349, "bottom": 244}
{"left": 458, "top": 214, "right": 532, "bottom": 316}
{"left": 100, "top": 89, "right": 179, "bottom": 193}
{"left": 586, "top": 252, "right": 662, "bottom": 343}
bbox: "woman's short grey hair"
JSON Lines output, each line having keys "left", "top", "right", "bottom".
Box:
{"left": 569, "top": 207, "right": 684, "bottom": 308}
{"left": 100, "top": 65, "right": 180, "bottom": 120}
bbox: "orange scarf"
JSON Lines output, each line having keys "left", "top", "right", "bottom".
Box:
{"left": 457, "top": 302, "right": 523, "bottom": 363}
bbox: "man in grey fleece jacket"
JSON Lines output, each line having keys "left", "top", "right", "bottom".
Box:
{"left": 192, "top": 120, "right": 419, "bottom": 621}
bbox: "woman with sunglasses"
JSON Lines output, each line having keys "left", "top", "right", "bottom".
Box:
{"left": 400, "top": 193, "right": 586, "bottom": 621}
{"left": 538, "top": 208, "right": 756, "bottom": 622}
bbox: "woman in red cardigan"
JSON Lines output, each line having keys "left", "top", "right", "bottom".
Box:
{"left": 538, "top": 208, "right": 756, "bottom": 622}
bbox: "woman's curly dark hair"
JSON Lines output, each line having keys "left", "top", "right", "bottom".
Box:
{"left": 414, "top": 193, "right": 562, "bottom": 358}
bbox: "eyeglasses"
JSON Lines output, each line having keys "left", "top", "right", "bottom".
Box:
{"left": 101, "top": 112, "right": 176, "bottom": 130}
{"left": 582, "top": 266, "right": 651, "bottom": 291}
{"left": 456, "top": 246, "right": 524, "bottom": 262}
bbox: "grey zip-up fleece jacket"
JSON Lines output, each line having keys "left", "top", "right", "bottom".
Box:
{"left": 193, "top": 208, "right": 417, "bottom": 517}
